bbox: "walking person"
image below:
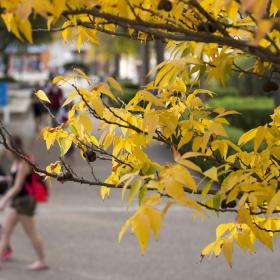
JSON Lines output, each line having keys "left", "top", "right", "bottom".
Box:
{"left": 46, "top": 74, "right": 64, "bottom": 127}
{"left": 0, "top": 135, "right": 48, "bottom": 270}
{"left": 32, "top": 82, "right": 48, "bottom": 132}
{"left": 56, "top": 102, "right": 75, "bottom": 158}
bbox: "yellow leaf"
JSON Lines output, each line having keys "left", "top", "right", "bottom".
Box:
{"left": 90, "top": 135, "right": 99, "bottom": 147}
{"left": 100, "top": 186, "right": 110, "bottom": 200}
{"left": 177, "top": 159, "right": 202, "bottom": 173}
{"left": 238, "top": 128, "right": 257, "bottom": 146}
{"left": 77, "top": 33, "right": 83, "bottom": 53}
{"left": 177, "top": 194, "right": 203, "bottom": 212}
{"left": 257, "top": 228, "right": 273, "bottom": 250}
{"left": 53, "top": 0, "right": 66, "bottom": 18}
{"left": 174, "top": 165, "right": 197, "bottom": 192}
{"left": 45, "top": 134, "right": 56, "bottom": 150}
{"left": 133, "top": 211, "right": 150, "bottom": 254}
{"left": 165, "top": 181, "right": 185, "bottom": 199}
{"left": 143, "top": 111, "right": 159, "bottom": 140}
{"left": 118, "top": 219, "right": 131, "bottom": 242}
{"left": 99, "top": 84, "right": 118, "bottom": 102}
{"left": 201, "top": 181, "right": 213, "bottom": 198}
{"left": 52, "top": 75, "right": 66, "bottom": 84}
{"left": 79, "top": 113, "right": 92, "bottom": 134}
{"left": 204, "top": 167, "right": 218, "bottom": 181}
{"left": 73, "top": 68, "right": 91, "bottom": 81}
{"left": 58, "top": 137, "right": 72, "bottom": 156}
{"left": 254, "top": 20, "right": 272, "bottom": 44}
{"left": 267, "top": 190, "right": 280, "bottom": 217}
{"left": 216, "top": 223, "right": 234, "bottom": 239}
{"left": 138, "top": 90, "right": 164, "bottom": 107}
{"left": 201, "top": 241, "right": 216, "bottom": 257}
{"left": 62, "top": 91, "right": 78, "bottom": 107}
{"left": 162, "top": 200, "right": 175, "bottom": 217}
{"left": 181, "top": 152, "right": 206, "bottom": 159}
{"left": 223, "top": 237, "right": 234, "bottom": 267}
{"left": 2, "top": 13, "right": 13, "bottom": 32}
{"left": 178, "top": 131, "right": 193, "bottom": 150}
{"left": 61, "top": 21, "right": 70, "bottom": 42}
{"left": 35, "top": 90, "right": 51, "bottom": 103}
{"left": 192, "top": 137, "right": 203, "bottom": 152}
{"left": 46, "top": 161, "right": 61, "bottom": 174}
{"left": 47, "top": 16, "right": 54, "bottom": 30}
{"left": 106, "top": 77, "right": 123, "bottom": 95}
{"left": 144, "top": 207, "right": 162, "bottom": 240}
{"left": 83, "top": 28, "right": 99, "bottom": 44}
{"left": 18, "top": 19, "right": 33, "bottom": 43}
{"left": 90, "top": 95, "right": 104, "bottom": 117}
{"left": 226, "top": 187, "right": 239, "bottom": 204}
{"left": 237, "top": 193, "right": 249, "bottom": 210}
{"left": 234, "top": 231, "right": 254, "bottom": 253}
{"left": 155, "top": 63, "right": 174, "bottom": 86}
{"left": 208, "top": 123, "right": 228, "bottom": 137}
{"left": 254, "top": 126, "right": 266, "bottom": 152}
{"left": 127, "top": 179, "right": 142, "bottom": 206}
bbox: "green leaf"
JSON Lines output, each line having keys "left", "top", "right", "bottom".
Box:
{"left": 138, "top": 186, "right": 147, "bottom": 206}
{"left": 127, "top": 179, "right": 142, "bottom": 206}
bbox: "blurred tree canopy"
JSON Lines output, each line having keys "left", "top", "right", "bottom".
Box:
{"left": 1, "top": 0, "right": 280, "bottom": 267}
{"left": 0, "top": 16, "right": 52, "bottom": 75}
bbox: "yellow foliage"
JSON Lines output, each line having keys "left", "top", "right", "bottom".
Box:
{"left": 4, "top": 0, "right": 280, "bottom": 266}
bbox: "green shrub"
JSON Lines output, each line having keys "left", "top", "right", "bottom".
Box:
{"left": 0, "top": 76, "right": 18, "bottom": 83}
{"left": 224, "top": 125, "right": 244, "bottom": 144}
{"left": 109, "top": 80, "right": 139, "bottom": 107}
{"left": 208, "top": 97, "right": 274, "bottom": 130}
{"left": 208, "top": 96, "right": 274, "bottom": 110}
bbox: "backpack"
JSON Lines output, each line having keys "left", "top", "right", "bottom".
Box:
{"left": 24, "top": 172, "right": 49, "bottom": 203}
{"left": 24, "top": 155, "right": 49, "bottom": 203}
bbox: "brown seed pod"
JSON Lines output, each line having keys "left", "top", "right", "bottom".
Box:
{"left": 57, "top": 172, "right": 73, "bottom": 183}
{"left": 221, "top": 199, "right": 236, "bottom": 209}
{"left": 263, "top": 81, "right": 279, "bottom": 92}
{"left": 83, "top": 151, "right": 97, "bottom": 162}
{"left": 157, "top": 0, "right": 173, "bottom": 12}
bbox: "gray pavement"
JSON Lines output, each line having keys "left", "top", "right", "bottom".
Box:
{"left": 0, "top": 111, "right": 280, "bottom": 280}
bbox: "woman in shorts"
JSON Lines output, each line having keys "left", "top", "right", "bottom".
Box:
{"left": 0, "top": 136, "right": 48, "bottom": 270}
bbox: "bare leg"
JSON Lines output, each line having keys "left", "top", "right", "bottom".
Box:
{"left": 18, "top": 215, "right": 47, "bottom": 268}
{"left": 0, "top": 207, "right": 18, "bottom": 257}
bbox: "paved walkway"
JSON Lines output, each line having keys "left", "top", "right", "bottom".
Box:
{"left": 0, "top": 112, "right": 280, "bottom": 280}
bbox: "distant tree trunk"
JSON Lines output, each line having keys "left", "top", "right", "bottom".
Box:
{"left": 155, "top": 40, "right": 164, "bottom": 65}
{"left": 3, "top": 53, "right": 9, "bottom": 76}
{"left": 113, "top": 53, "right": 120, "bottom": 79}
{"left": 104, "top": 59, "right": 110, "bottom": 77}
{"left": 271, "top": 72, "right": 280, "bottom": 107}
{"left": 0, "top": 43, "right": 11, "bottom": 76}
{"left": 140, "top": 42, "right": 150, "bottom": 86}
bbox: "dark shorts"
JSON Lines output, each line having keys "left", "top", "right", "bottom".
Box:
{"left": 33, "top": 103, "right": 46, "bottom": 117}
{"left": 11, "top": 196, "right": 37, "bottom": 216}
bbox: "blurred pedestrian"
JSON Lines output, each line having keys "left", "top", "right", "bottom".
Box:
{"left": 32, "top": 83, "right": 48, "bottom": 132}
{"left": 47, "top": 73, "right": 64, "bottom": 127}
{"left": 56, "top": 102, "right": 75, "bottom": 158}
{"left": 0, "top": 135, "right": 48, "bottom": 270}
{"left": 0, "top": 166, "right": 13, "bottom": 261}
{"left": 0, "top": 166, "right": 9, "bottom": 196}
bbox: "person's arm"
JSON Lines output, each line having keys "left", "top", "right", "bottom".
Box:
{"left": 0, "top": 162, "right": 31, "bottom": 210}
{"left": 0, "top": 175, "right": 12, "bottom": 184}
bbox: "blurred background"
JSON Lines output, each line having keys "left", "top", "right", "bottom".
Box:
{"left": 0, "top": 27, "right": 277, "bottom": 141}
{"left": 0, "top": 20, "right": 280, "bottom": 280}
